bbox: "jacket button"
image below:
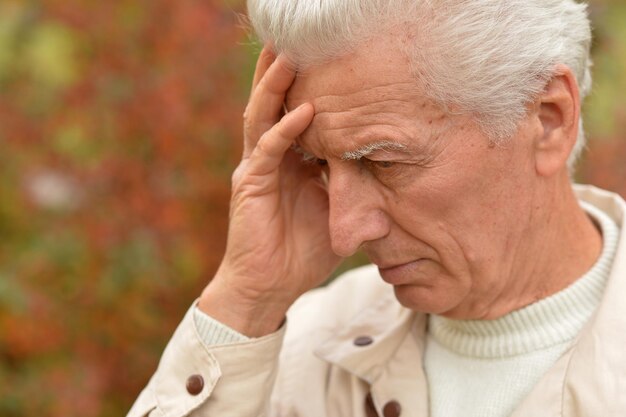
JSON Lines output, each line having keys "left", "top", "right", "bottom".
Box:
{"left": 354, "top": 336, "right": 374, "bottom": 346}
{"left": 383, "top": 400, "right": 402, "bottom": 417}
{"left": 186, "top": 374, "right": 204, "bottom": 395}
{"left": 364, "top": 393, "right": 379, "bottom": 417}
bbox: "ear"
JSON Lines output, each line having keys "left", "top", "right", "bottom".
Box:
{"left": 533, "top": 65, "right": 580, "bottom": 177}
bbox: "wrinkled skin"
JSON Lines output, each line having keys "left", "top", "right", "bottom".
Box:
{"left": 199, "top": 37, "right": 601, "bottom": 336}
{"left": 198, "top": 50, "right": 342, "bottom": 336}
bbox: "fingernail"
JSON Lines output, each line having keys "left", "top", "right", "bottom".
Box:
{"left": 276, "top": 54, "right": 296, "bottom": 70}
{"left": 263, "top": 45, "right": 276, "bottom": 57}
{"left": 293, "top": 103, "right": 312, "bottom": 114}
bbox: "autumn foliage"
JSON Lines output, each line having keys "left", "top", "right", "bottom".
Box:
{"left": 0, "top": 0, "right": 623, "bottom": 416}
{"left": 0, "top": 0, "right": 249, "bottom": 415}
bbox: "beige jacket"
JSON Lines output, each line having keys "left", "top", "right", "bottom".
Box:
{"left": 128, "top": 185, "right": 626, "bottom": 417}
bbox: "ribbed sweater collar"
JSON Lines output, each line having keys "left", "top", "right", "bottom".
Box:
{"left": 428, "top": 202, "right": 620, "bottom": 359}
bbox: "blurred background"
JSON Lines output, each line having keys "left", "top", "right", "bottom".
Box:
{"left": 0, "top": 0, "right": 623, "bottom": 415}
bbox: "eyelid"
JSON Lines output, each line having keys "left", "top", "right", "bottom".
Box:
{"left": 363, "top": 151, "right": 430, "bottom": 166}
{"left": 362, "top": 157, "right": 396, "bottom": 168}
{"left": 361, "top": 154, "right": 400, "bottom": 163}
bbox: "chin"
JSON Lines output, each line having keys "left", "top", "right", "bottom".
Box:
{"left": 392, "top": 284, "right": 466, "bottom": 315}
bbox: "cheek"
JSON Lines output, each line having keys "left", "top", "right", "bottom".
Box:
{"left": 406, "top": 142, "right": 523, "bottom": 231}
{"left": 385, "top": 157, "right": 507, "bottom": 275}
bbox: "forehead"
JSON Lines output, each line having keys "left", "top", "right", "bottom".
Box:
{"left": 286, "top": 37, "right": 421, "bottom": 110}
{"left": 285, "top": 39, "right": 450, "bottom": 153}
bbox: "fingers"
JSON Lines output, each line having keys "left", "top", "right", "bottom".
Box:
{"left": 243, "top": 54, "right": 298, "bottom": 158}
{"left": 250, "top": 46, "right": 276, "bottom": 96}
{"left": 245, "top": 103, "right": 314, "bottom": 177}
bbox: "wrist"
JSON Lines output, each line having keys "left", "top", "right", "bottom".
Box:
{"left": 198, "top": 280, "right": 289, "bottom": 338}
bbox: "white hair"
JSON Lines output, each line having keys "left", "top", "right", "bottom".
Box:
{"left": 247, "top": 0, "right": 593, "bottom": 170}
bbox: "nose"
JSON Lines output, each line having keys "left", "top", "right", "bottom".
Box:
{"left": 327, "top": 170, "right": 390, "bottom": 257}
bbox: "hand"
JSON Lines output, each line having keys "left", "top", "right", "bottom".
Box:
{"left": 198, "top": 48, "right": 342, "bottom": 337}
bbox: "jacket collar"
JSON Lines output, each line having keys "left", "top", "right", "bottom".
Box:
{"left": 314, "top": 288, "right": 430, "bottom": 417}
{"left": 561, "top": 185, "right": 626, "bottom": 415}
{"left": 313, "top": 284, "right": 426, "bottom": 385}
{"left": 513, "top": 185, "right": 626, "bottom": 416}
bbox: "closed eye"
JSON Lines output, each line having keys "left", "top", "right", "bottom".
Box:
{"left": 362, "top": 158, "right": 396, "bottom": 169}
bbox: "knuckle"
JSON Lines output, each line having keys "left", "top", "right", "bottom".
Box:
{"left": 243, "top": 107, "right": 254, "bottom": 126}
{"left": 231, "top": 161, "right": 249, "bottom": 190}
{"left": 255, "top": 135, "right": 272, "bottom": 156}
{"left": 231, "top": 166, "right": 242, "bottom": 185}
{"left": 231, "top": 164, "right": 243, "bottom": 185}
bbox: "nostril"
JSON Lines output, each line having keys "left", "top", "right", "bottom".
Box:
{"left": 328, "top": 202, "right": 391, "bottom": 257}
{"left": 329, "top": 228, "right": 358, "bottom": 258}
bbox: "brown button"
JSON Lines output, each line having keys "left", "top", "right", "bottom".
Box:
{"left": 364, "top": 393, "right": 379, "bottom": 417}
{"left": 354, "top": 336, "right": 374, "bottom": 346}
{"left": 383, "top": 400, "right": 402, "bottom": 417}
{"left": 186, "top": 374, "right": 204, "bottom": 395}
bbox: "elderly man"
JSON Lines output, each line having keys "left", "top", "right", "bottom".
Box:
{"left": 129, "top": 1, "right": 625, "bottom": 416}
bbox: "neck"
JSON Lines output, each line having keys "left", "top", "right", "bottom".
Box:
{"left": 481, "top": 174, "right": 602, "bottom": 319}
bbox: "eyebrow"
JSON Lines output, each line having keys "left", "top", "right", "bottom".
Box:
{"left": 292, "top": 140, "right": 409, "bottom": 162}
{"left": 341, "top": 141, "right": 408, "bottom": 160}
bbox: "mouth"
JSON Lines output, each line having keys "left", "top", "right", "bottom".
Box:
{"left": 377, "top": 260, "right": 424, "bottom": 285}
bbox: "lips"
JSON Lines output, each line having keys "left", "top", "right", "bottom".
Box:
{"left": 377, "top": 260, "right": 424, "bottom": 285}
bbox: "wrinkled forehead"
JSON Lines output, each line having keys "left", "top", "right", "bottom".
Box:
{"left": 284, "top": 39, "right": 435, "bottom": 113}
{"left": 287, "top": 76, "right": 429, "bottom": 116}
{"left": 282, "top": 35, "right": 467, "bottom": 156}
{"left": 285, "top": 70, "right": 449, "bottom": 145}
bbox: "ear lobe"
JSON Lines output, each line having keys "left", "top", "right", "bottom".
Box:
{"left": 534, "top": 65, "right": 580, "bottom": 177}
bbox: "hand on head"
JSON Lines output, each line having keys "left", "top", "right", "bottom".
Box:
{"left": 198, "top": 48, "right": 342, "bottom": 337}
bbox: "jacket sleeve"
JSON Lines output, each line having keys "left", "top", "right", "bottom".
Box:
{"left": 127, "top": 303, "right": 286, "bottom": 417}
